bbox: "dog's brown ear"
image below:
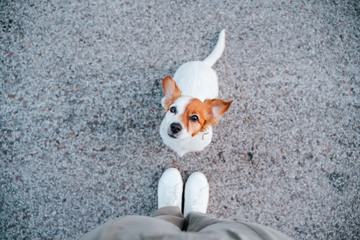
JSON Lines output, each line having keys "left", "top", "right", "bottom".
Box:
{"left": 204, "top": 99, "right": 232, "bottom": 126}
{"left": 162, "top": 76, "right": 182, "bottom": 110}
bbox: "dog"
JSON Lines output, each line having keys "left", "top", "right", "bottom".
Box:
{"left": 160, "top": 30, "right": 232, "bottom": 157}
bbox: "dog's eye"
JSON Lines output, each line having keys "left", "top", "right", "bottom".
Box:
{"left": 190, "top": 115, "right": 199, "bottom": 122}
{"left": 170, "top": 106, "right": 177, "bottom": 114}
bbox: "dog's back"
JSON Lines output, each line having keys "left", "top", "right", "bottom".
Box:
{"left": 173, "top": 61, "right": 218, "bottom": 102}
{"left": 172, "top": 30, "right": 226, "bottom": 102}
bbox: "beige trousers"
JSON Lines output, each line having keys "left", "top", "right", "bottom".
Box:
{"left": 81, "top": 207, "right": 292, "bottom": 240}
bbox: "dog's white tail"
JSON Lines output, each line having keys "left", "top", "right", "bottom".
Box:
{"left": 203, "top": 29, "right": 226, "bottom": 67}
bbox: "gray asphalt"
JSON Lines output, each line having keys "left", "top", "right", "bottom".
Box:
{"left": 1, "top": 0, "right": 359, "bottom": 239}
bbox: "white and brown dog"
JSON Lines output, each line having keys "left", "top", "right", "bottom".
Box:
{"left": 160, "top": 30, "right": 232, "bottom": 157}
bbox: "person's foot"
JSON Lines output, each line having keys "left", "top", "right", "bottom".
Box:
{"left": 158, "top": 168, "right": 183, "bottom": 211}
{"left": 184, "top": 172, "right": 209, "bottom": 217}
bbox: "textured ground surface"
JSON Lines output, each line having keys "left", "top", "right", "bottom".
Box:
{"left": 1, "top": 0, "right": 359, "bottom": 239}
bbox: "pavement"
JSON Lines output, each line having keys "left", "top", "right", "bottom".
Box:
{"left": 1, "top": 0, "right": 359, "bottom": 239}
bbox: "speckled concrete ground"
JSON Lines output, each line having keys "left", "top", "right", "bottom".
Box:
{"left": 1, "top": 0, "right": 359, "bottom": 239}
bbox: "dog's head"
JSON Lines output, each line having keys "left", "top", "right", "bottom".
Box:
{"left": 160, "top": 76, "right": 232, "bottom": 140}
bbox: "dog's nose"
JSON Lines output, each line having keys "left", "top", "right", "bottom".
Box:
{"left": 170, "top": 123, "right": 182, "bottom": 134}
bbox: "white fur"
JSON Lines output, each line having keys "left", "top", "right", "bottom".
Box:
{"left": 160, "top": 30, "right": 226, "bottom": 156}
{"left": 173, "top": 61, "right": 218, "bottom": 102}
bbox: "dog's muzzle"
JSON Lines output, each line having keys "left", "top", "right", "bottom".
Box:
{"left": 170, "top": 123, "right": 182, "bottom": 134}
{"left": 168, "top": 123, "right": 182, "bottom": 138}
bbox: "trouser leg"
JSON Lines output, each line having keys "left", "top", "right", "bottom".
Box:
{"left": 152, "top": 206, "right": 185, "bottom": 230}
{"left": 80, "top": 207, "right": 184, "bottom": 240}
{"left": 185, "top": 212, "right": 225, "bottom": 232}
{"left": 186, "top": 212, "right": 293, "bottom": 240}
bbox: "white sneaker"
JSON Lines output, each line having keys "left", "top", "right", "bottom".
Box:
{"left": 158, "top": 168, "right": 183, "bottom": 211}
{"left": 184, "top": 172, "right": 209, "bottom": 217}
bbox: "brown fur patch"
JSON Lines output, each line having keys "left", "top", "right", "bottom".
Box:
{"left": 180, "top": 98, "right": 232, "bottom": 137}
{"left": 181, "top": 99, "right": 211, "bottom": 137}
